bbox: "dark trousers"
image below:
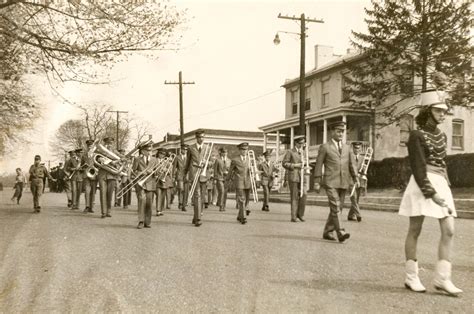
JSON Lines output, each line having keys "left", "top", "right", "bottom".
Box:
{"left": 64, "top": 180, "right": 72, "bottom": 202}
{"left": 236, "top": 188, "right": 250, "bottom": 220}
{"left": 98, "top": 178, "right": 116, "bottom": 215}
{"left": 216, "top": 180, "right": 228, "bottom": 210}
{"left": 156, "top": 187, "right": 167, "bottom": 212}
{"left": 289, "top": 182, "right": 306, "bottom": 220}
{"left": 262, "top": 183, "right": 270, "bottom": 207}
{"left": 137, "top": 187, "right": 153, "bottom": 226}
{"left": 177, "top": 180, "right": 189, "bottom": 209}
{"left": 12, "top": 182, "right": 24, "bottom": 203}
{"left": 30, "top": 179, "right": 43, "bottom": 209}
{"left": 84, "top": 178, "right": 97, "bottom": 210}
{"left": 323, "top": 187, "right": 346, "bottom": 235}
{"left": 122, "top": 178, "right": 132, "bottom": 207}
{"left": 348, "top": 186, "right": 362, "bottom": 219}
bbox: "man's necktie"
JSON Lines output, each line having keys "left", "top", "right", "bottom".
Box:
{"left": 338, "top": 142, "right": 342, "bottom": 154}
{"left": 198, "top": 146, "right": 201, "bottom": 154}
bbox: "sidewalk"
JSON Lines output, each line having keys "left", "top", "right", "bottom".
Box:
{"left": 228, "top": 188, "right": 474, "bottom": 219}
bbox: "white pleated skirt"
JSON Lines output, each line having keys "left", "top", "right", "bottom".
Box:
{"left": 399, "top": 172, "right": 456, "bottom": 218}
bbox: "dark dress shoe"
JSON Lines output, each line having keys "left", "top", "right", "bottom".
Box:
{"left": 241, "top": 218, "right": 247, "bottom": 225}
{"left": 144, "top": 225, "right": 151, "bottom": 228}
{"left": 182, "top": 208, "right": 187, "bottom": 212}
{"left": 337, "top": 231, "right": 351, "bottom": 243}
{"left": 194, "top": 220, "right": 202, "bottom": 227}
{"left": 89, "top": 209, "right": 94, "bottom": 213}
{"left": 106, "top": 213, "right": 112, "bottom": 218}
{"left": 246, "top": 210, "right": 251, "bottom": 216}
{"left": 297, "top": 216, "right": 305, "bottom": 222}
{"left": 101, "top": 214, "right": 106, "bottom": 219}
{"left": 348, "top": 216, "right": 357, "bottom": 221}
{"left": 137, "top": 222, "right": 144, "bottom": 229}
{"left": 83, "top": 207, "right": 89, "bottom": 213}
{"left": 323, "top": 233, "right": 337, "bottom": 241}
{"left": 357, "top": 216, "right": 362, "bottom": 222}
{"left": 204, "top": 203, "right": 208, "bottom": 209}
{"left": 291, "top": 218, "right": 298, "bottom": 222}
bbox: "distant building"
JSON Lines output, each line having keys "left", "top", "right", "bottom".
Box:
{"left": 259, "top": 45, "right": 474, "bottom": 162}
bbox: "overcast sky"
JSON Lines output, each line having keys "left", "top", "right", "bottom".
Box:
{"left": 1, "top": 0, "right": 370, "bottom": 174}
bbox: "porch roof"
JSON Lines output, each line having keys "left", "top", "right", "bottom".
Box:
{"left": 259, "top": 105, "right": 372, "bottom": 133}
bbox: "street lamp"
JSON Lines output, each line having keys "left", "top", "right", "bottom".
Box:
{"left": 275, "top": 13, "right": 323, "bottom": 137}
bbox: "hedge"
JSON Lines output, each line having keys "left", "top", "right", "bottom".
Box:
{"left": 367, "top": 153, "right": 474, "bottom": 189}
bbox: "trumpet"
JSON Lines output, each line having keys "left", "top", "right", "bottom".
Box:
{"left": 188, "top": 142, "right": 213, "bottom": 205}
{"left": 350, "top": 147, "right": 373, "bottom": 197}
{"left": 247, "top": 150, "right": 260, "bottom": 202}
{"left": 300, "top": 144, "right": 310, "bottom": 197}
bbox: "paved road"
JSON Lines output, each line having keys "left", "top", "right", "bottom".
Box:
{"left": 0, "top": 190, "right": 473, "bottom": 312}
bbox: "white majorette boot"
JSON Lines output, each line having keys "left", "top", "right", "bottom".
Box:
{"left": 434, "top": 260, "right": 463, "bottom": 296}
{"left": 404, "top": 260, "right": 426, "bottom": 292}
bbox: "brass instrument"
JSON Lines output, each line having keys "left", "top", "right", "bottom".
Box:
{"left": 300, "top": 143, "right": 310, "bottom": 197}
{"left": 157, "top": 153, "right": 176, "bottom": 184}
{"left": 93, "top": 143, "right": 127, "bottom": 176}
{"left": 67, "top": 163, "right": 87, "bottom": 180}
{"left": 247, "top": 150, "right": 260, "bottom": 202}
{"left": 85, "top": 165, "right": 98, "bottom": 180}
{"left": 188, "top": 142, "right": 214, "bottom": 205}
{"left": 350, "top": 147, "right": 373, "bottom": 197}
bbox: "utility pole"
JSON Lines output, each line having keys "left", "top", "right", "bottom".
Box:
{"left": 165, "top": 71, "right": 195, "bottom": 146}
{"left": 106, "top": 110, "right": 128, "bottom": 150}
{"left": 277, "top": 13, "right": 323, "bottom": 136}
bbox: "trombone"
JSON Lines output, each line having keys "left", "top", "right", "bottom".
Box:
{"left": 247, "top": 150, "right": 260, "bottom": 202}
{"left": 350, "top": 147, "right": 373, "bottom": 197}
{"left": 158, "top": 153, "right": 176, "bottom": 184}
{"left": 187, "top": 142, "right": 213, "bottom": 205}
{"left": 300, "top": 143, "right": 310, "bottom": 197}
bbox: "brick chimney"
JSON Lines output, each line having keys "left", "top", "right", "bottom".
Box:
{"left": 314, "top": 45, "right": 335, "bottom": 69}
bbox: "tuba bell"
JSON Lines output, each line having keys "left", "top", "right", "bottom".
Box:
{"left": 93, "top": 143, "right": 127, "bottom": 176}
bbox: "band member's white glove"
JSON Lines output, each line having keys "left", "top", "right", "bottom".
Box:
{"left": 314, "top": 183, "right": 321, "bottom": 193}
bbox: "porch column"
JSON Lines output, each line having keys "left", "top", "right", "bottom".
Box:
{"left": 306, "top": 122, "right": 310, "bottom": 145}
{"left": 276, "top": 131, "right": 280, "bottom": 158}
{"left": 369, "top": 122, "right": 373, "bottom": 149}
{"left": 263, "top": 132, "right": 267, "bottom": 151}
{"left": 342, "top": 114, "right": 347, "bottom": 143}
{"left": 323, "top": 119, "right": 327, "bottom": 143}
{"left": 290, "top": 126, "right": 295, "bottom": 149}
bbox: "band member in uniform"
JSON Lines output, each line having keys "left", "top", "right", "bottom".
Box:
{"left": 399, "top": 90, "right": 462, "bottom": 295}
{"left": 121, "top": 162, "right": 132, "bottom": 210}
{"left": 97, "top": 137, "right": 121, "bottom": 218}
{"left": 132, "top": 142, "right": 157, "bottom": 229}
{"left": 314, "top": 121, "right": 358, "bottom": 243}
{"left": 185, "top": 129, "right": 209, "bottom": 227}
{"left": 66, "top": 149, "right": 82, "bottom": 210}
{"left": 114, "top": 148, "right": 126, "bottom": 207}
{"left": 56, "top": 162, "right": 66, "bottom": 193}
{"left": 29, "top": 155, "right": 56, "bottom": 213}
{"left": 155, "top": 148, "right": 170, "bottom": 216}
{"left": 83, "top": 139, "right": 97, "bottom": 213}
{"left": 174, "top": 144, "right": 189, "bottom": 211}
{"left": 228, "top": 142, "right": 252, "bottom": 224}
{"left": 348, "top": 141, "right": 364, "bottom": 222}
{"left": 258, "top": 151, "right": 278, "bottom": 212}
{"left": 214, "top": 147, "right": 231, "bottom": 211}
{"left": 205, "top": 157, "right": 215, "bottom": 208}
{"left": 11, "top": 167, "right": 27, "bottom": 204}
{"left": 283, "top": 135, "right": 309, "bottom": 222}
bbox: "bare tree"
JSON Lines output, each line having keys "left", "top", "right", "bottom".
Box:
{"left": 49, "top": 119, "right": 86, "bottom": 159}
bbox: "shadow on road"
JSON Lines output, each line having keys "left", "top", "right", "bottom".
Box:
{"left": 251, "top": 234, "right": 332, "bottom": 244}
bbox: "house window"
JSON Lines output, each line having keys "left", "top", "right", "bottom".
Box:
{"left": 341, "top": 75, "right": 350, "bottom": 101}
{"left": 309, "top": 122, "right": 324, "bottom": 145}
{"left": 291, "top": 90, "right": 298, "bottom": 115}
{"left": 321, "top": 79, "right": 329, "bottom": 107}
{"left": 304, "top": 86, "right": 311, "bottom": 111}
{"left": 452, "top": 120, "right": 464, "bottom": 149}
{"left": 400, "top": 114, "right": 414, "bottom": 144}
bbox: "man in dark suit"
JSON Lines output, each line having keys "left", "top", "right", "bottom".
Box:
{"left": 132, "top": 142, "right": 157, "bottom": 229}
{"left": 228, "top": 142, "right": 252, "bottom": 224}
{"left": 156, "top": 148, "right": 172, "bottom": 216}
{"left": 283, "top": 136, "right": 309, "bottom": 222}
{"left": 174, "top": 144, "right": 189, "bottom": 212}
{"left": 258, "top": 151, "right": 278, "bottom": 212}
{"left": 185, "top": 129, "right": 209, "bottom": 227}
{"left": 314, "top": 121, "right": 358, "bottom": 243}
{"left": 348, "top": 141, "right": 364, "bottom": 222}
{"left": 214, "top": 147, "right": 231, "bottom": 211}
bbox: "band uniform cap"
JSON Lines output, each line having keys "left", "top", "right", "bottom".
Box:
{"left": 103, "top": 136, "right": 115, "bottom": 143}
{"left": 237, "top": 142, "right": 249, "bottom": 149}
{"left": 293, "top": 135, "right": 306, "bottom": 143}
{"left": 34, "top": 155, "right": 41, "bottom": 160}
{"left": 85, "top": 139, "right": 94, "bottom": 145}
{"left": 195, "top": 129, "right": 205, "bottom": 136}
{"left": 329, "top": 121, "right": 346, "bottom": 130}
{"left": 351, "top": 141, "right": 363, "bottom": 147}
{"left": 68, "top": 150, "right": 75, "bottom": 154}
{"left": 75, "top": 148, "right": 83, "bottom": 153}
{"left": 118, "top": 148, "right": 125, "bottom": 153}
{"left": 262, "top": 151, "right": 271, "bottom": 157}
{"left": 421, "top": 89, "right": 448, "bottom": 110}
{"left": 181, "top": 144, "right": 189, "bottom": 149}
{"left": 219, "top": 147, "right": 228, "bottom": 153}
